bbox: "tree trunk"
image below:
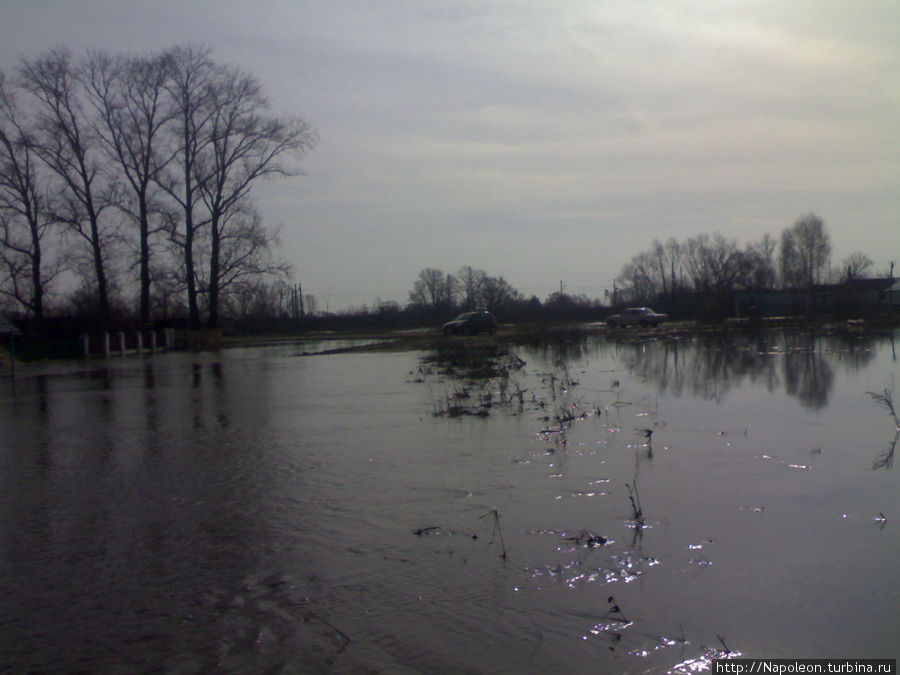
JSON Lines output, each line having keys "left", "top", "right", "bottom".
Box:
{"left": 206, "top": 216, "right": 220, "bottom": 329}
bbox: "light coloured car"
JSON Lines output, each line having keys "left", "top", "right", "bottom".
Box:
{"left": 606, "top": 307, "right": 668, "bottom": 328}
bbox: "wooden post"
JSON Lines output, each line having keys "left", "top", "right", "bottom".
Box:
{"left": 103, "top": 332, "right": 110, "bottom": 359}
{"left": 136, "top": 331, "right": 143, "bottom": 355}
{"left": 118, "top": 331, "right": 126, "bottom": 356}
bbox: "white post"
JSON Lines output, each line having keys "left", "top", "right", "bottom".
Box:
{"left": 136, "top": 331, "right": 143, "bottom": 355}
{"left": 118, "top": 331, "right": 126, "bottom": 356}
{"left": 103, "top": 332, "right": 110, "bottom": 359}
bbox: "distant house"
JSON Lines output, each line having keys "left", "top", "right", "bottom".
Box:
{"left": 887, "top": 279, "right": 900, "bottom": 307}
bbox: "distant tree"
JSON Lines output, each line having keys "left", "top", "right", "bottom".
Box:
{"left": 479, "top": 274, "right": 520, "bottom": 313}
{"left": 456, "top": 265, "right": 485, "bottom": 310}
{"left": 618, "top": 250, "right": 661, "bottom": 302}
{"left": 682, "top": 232, "right": 749, "bottom": 293}
{"left": 18, "top": 47, "right": 118, "bottom": 321}
{"left": 409, "top": 267, "right": 457, "bottom": 312}
{"left": 744, "top": 233, "right": 778, "bottom": 290}
{"left": 838, "top": 251, "right": 873, "bottom": 281}
{"left": 0, "top": 73, "right": 61, "bottom": 318}
{"left": 780, "top": 212, "right": 831, "bottom": 288}
{"left": 618, "top": 237, "right": 685, "bottom": 303}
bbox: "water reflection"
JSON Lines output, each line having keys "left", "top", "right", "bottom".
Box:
{"left": 611, "top": 331, "right": 879, "bottom": 409}
{"left": 0, "top": 333, "right": 897, "bottom": 672}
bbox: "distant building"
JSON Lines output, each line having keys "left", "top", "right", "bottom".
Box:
{"left": 734, "top": 277, "right": 896, "bottom": 317}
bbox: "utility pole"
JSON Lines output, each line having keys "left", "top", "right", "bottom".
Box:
{"left": 298, "top": 282, "right": 304, "bottom": 317}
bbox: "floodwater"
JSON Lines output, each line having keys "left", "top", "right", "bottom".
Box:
{"left": 1, "top": 329, "right": 898, "bottom": 673}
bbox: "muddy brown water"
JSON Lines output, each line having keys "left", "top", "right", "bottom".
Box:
{"left": 1, "top": 330, "right": 898, "bottom": 673}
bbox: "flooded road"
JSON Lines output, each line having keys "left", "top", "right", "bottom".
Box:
{"left": 1, "top": 329, "right": 898, "bottom": 673}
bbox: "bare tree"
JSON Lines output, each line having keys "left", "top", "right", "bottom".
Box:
{"left": 479, "top": 274, "right": 520, "bottom": 313}
{"left": 200, "top": 201, "right": 291, "bottom": 312}
{"left": 409, "top": 267, "right": 456, "bottom": 311}
{"left": 157, "top": 44, "right": 217, "bottom": 326}
{"left": 84, "top": 49, "right": 176, "bottom": 323}
{"left": 456, "top": 265, "right": 485, "bottom": 310}
{"left": 618, "top": 237, "right": 684, "bottom": 303}
{"left": 618, "top": 250, "right": 662, "bottom": 302}
{"left": 18, "top": 48, "right": 117, "bottom": 321}
{"left": 780, "top": 212, "right": 831, "bottom": 288}
{"left": 193, "top": 61, "right": 316, "bottom": 328}
{"left": 0, "top": 73, "right": 61, "bottom": 318}
{"left": 682, "top": 232, "right": 750, "bottom": 293}
{"left": 838, "top": 251, "right": 873, "bottom": 281}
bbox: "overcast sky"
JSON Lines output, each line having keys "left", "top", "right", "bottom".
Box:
{"left": 1, "top": 1, "right": 897, "bottom": 310}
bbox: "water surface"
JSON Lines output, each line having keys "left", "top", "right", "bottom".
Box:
{"left": 1, "top": 329, "right": 897, "bottom": 672}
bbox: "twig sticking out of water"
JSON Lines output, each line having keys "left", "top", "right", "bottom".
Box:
{"left": 625, "top": 481, "right": 644, "bottom": 528}
{"left": 872, "top": 431, "right": 898, "bottom": 470}
{"left": 479, "top": 508, "right": 507, "bottom": 559}
{"left": 866, "top": 388, "right": 900, "bottom": 429}
{"left": 716, "top": 634, "right": 731, "bottom": 655}
{"left": 602, "top": 595, "right": 630, "bottom": 624}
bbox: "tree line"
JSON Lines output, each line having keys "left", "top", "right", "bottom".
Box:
{"left": 215, "top": 211, "right": 885, "bottom": 335}
{"left": 616, "top": 212, "right": 877, "bottom": 306}
{"left": 0, "top": 44, "right": 316, "bottom": 328}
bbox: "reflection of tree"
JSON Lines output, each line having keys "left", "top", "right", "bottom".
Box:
{"left": 613, "top": 331, "right": 877, "bottom": 408}
{"left": 781, "top": 333, "right": 834, "bottom": 409}
{"left": 822, "top": 334, "right": 878, "bottom": 372}
{"left": 619, "top": 334, "right": 780, "bottom": 402}
{"left": 783, "top": 350, "right": 833, "bottom": 409}
{"left": 521, "top": 330, "right": 614, "bottom": 365}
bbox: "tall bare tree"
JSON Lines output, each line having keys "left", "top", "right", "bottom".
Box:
{"left": 171, "top": 56, "right": 316, "bottom": 328}
{"left": 18, "top": 48, "right": 116, "bottom": 321}
{"left": 157, "top": 44, "right": 218, "bottom": 326}
{"left": 0, "top": 73, "right": 60, "bottom": 318}
{"left": 84, "top": 49, "right": 176, "bottom": 323}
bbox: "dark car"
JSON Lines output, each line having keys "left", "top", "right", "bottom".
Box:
{"left": 442, "top": 310, "right": 498, "bottom": 335}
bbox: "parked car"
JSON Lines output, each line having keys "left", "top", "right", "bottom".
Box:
{"left": 606, "top": 307, "right": 668, "bottom": 328}
{"left": 442, "top": 310, "right": 498, "bottom": 335}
